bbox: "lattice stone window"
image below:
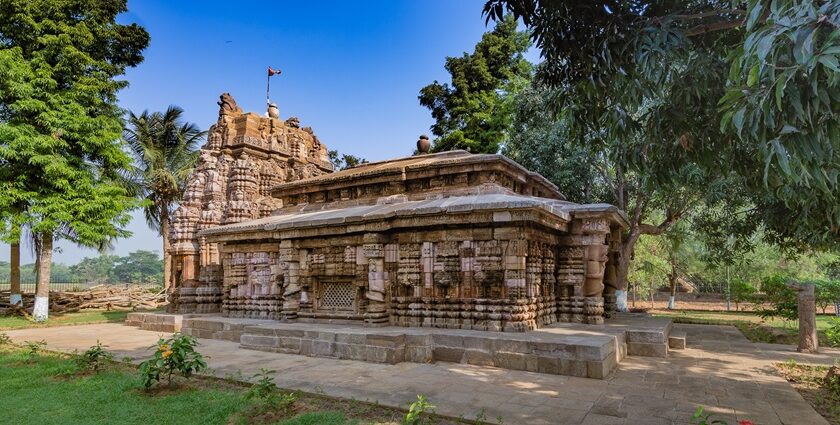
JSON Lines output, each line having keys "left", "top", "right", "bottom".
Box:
{"left": 318, "top": 281, "right": 356, "bottom": 311}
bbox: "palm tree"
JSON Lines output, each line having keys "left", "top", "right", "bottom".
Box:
{"left": 123, "top": 106, "right": 205, "bottom": 289}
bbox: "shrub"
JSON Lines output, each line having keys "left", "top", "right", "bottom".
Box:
{"left": 138, "top": 333, "right": 207, "bottom": 389}
{"left": 757, "top": 274, "right": 798, "bottom": 322}
{"left": 691, "top": 406, "right": 755, "bottom": 425}
{"left": 75, "top": 340, "right": 113, "bottom": 373}
{"left": 0, "top": 333, "right": 10, "bottom": 345}
{"left": 23, "top": 340, "right": 47, "bottom": 362}
{"left": 403, "top": 394, "right": 435, "bottom": 425}
{"left": 826, "top": 318, "right": 840, "bottom": 348}
{"left": 729, "top": 279, "right": 756, "bottom": 311}
{"left": 245, "top": 368, "right": 298, "bottom": 409}
{"left": 815, "top": 280, "right": 840, "bottom": 314}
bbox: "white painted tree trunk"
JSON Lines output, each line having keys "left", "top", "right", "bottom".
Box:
{"left": 10, "top": 238, "right": 21, "bottom": 307}
{"left": 615, "top": 290, "right": 628, "bottom": 312}
{"left": 33, "top": 232, "right": 53, "bottom": 322}
{"left": 667, "top": 295, "right": 676, "bottom": 309}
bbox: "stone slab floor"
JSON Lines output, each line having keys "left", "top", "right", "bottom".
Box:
{"left": 5, "top": 323, "right": 839, "bottom": 425}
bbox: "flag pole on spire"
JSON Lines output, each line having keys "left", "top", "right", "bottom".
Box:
{"left": 267, "top": 66, "right": 281, "bottom": 107}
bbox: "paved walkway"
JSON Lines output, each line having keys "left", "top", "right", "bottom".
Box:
{"left": 5, "top": 323, "right": 838, "bottom": 424}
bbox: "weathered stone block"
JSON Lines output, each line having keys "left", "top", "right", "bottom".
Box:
{"left": 626, "top": 342, "right": 668, "bottom": 357}
{"left": 311, "top": 340, "right": 335, "bottom": 356}
{"left": 464, "top": 349, "right": 494, "bottom": 366}
{"left": 433, "top": 346, "right": 465, "bottom": 363}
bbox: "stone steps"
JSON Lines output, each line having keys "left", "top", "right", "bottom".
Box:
{"left": 624, "top": 318, "right": 673, "bottom": 357}
{"left": 182, "top": 317, "right": 274, "bottom": 342}
{"left": 668, "top": 330, "right": 687, "bottom": 350}
{"left": 132, "top": 313, "right": 679, "bottom": 380}
{"left": 227, "top": 321, "right": 619, "bottom": 379}
{"left": 125, "top": 312, "right": 184, "bottom": 333}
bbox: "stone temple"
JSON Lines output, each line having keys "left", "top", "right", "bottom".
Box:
{"left": 141, "top": 94, "right": 680, "bottom": 378}
{"left": 168, "top": 93, "right": 632, "bottom": 330}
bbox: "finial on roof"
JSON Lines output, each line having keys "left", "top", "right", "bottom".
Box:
{"left": 416, "top": 134, "right": 431, "bottom": 155}
{"left": 267, "top": 102, "right": 279, "bottom": 118}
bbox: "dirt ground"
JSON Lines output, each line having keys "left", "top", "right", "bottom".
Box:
{"left": 629, "top": 292, "right": 839, "bottom": 315}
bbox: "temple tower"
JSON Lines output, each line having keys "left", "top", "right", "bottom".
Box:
{"left": 168, "top": 93, "right": 333, "bottom": 313}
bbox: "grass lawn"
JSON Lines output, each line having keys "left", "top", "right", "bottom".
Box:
{"left": 0, "top": 344, "right": 458, "bottom": 425}
{"left": 0, "top": 309, "right": 134, "bottom": 330}
{"left": 652, "top": 309, "right": 839, "bottom": 346}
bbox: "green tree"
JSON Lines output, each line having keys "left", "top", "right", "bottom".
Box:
{"left": 69, "top": 255, "right": 119, "bottom": 284}
{"left": 328, "top": 150, "right": 367, "bottom": 171}
{"left": 506, "top": 87, "right": 725, "bottom": 310}
{"left": 483, "top": 0, "right": 840, "bottom": 251}
{"left": 109, "top": 250, "right": 163, "bottom": 284}
{"left": 0, "top": 0, "right": 149, "bottom": 321}
{"left": 123, "top": 106, "right": 204, "bottom": 288}
{"left": 419, "top": 15, "right": 532, "bottom": 154}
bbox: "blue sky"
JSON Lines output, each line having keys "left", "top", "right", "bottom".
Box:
{"left": 0, "top": 0, "right": 539, "bottom": 265}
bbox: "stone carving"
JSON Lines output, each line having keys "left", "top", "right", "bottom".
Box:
{"left": 285, "top": 116, "right": 300, "bottom": 128}
{"left": 218, "top": 92, "right": 242, "bottom": 116}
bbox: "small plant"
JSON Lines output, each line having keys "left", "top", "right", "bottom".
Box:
{"left": 138, "top": 333, "right": 207, "bottom": 389}
{"left": 403, "top": 394, "right": 435, "bottom": 425}
{"left": 23, "top": 340, "right": 47, "bottom": 362}
{"left": 474, "top": 408, "right": 487, "bottom": 423}
{"left": 691, "top": 406, "right": 755, "bottom": 425}
{"left": 75, "top": 341, "right": 113, "bottom": 373}
{"left": 245, "top": 368, "right": 297, "bottom": 409}
{"left": 0, "top": 332, "right": 10, "bottom": 345}
{"left": 825, "top": 317, "right": 840, "bottom": 348}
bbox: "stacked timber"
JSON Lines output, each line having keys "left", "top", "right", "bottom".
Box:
{"left": 0, "top": 285, "right": 166, "bottom": 316}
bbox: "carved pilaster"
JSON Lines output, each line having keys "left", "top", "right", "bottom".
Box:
{"left": 278, "top": 241, "right": 300, "bottom": 320}
{"left": 363, "top": 241, "right": 388, "bottom": 325}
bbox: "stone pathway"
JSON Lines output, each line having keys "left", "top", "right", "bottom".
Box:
{"left": 4, "top": 323, "right": 838, "bottom": 424}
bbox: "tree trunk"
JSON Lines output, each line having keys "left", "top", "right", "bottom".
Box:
{"left": 161, "top": 207, "right": 171, "bottom": 289}
{"left": 667, "top": 260, "right": 678, "bottom": 310}
{"left": 10, "top": 236, "right": 21, "bottom": 307}
{"left": 613, "top": 228, "right": 641, "bottom": 312}
{"left": 33, "top": 231, "right": 53, "bottom": 322}
{"left": 795, "top": 282, "right": 818, "bottom": 353}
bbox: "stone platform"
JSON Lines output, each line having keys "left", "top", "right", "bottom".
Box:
{"left": 125, "top": 313, "right": 675, "bottom": 380}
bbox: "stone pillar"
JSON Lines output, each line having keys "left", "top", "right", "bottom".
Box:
{"left": 793, "top": 282, "right": 819, "bottom": 353}
{"left": 602, "top": 229, "right": 621, "bottom": 317}
{"left": 363, "top": 237, "right": 389, "bottom": 326}
{"left": 558, "top": 217, "right": 610, "bottom": 324}
{"left": 278, "top": 240, "right": 300, "bottom": 321}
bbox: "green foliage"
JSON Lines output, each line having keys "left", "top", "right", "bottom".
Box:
{"left": 420, "top": 15, "right": 532, "bottom": 154}
{"left": 244, "top": 367, "right": 298, "bottom": 410}
{"left": 0, "top": 250, "right": 163, "bottom": 284}
{"left": 69, "top": 255, "right": 121, "bottom": 283}
{"left": 484, "top": 0, "right": 840, "bottom": 250}
{"left": 0, "top": 0, "right": 149, "bottom": 248}
{"left": 109, "top": 250, "right": 164, "bottom": 284}
{"left": 826, "top": 318, "right": 840, "bottom": 348}
{"left": 730, "top": 279, "right": 757, "bottom": 311}
{"left": 403, "top": 394, "right": 435, "bottom": 425}
{"left": 815, "top": 280, "right": 840, "bottom": 314}
{"left": 757, "top": 274, "right": 799, "bottom": 322}
{"left": 328, "top": 150, "right": 367, "bottom": 171}
{"left": 0, "top": 332, "right": 10, "bottom": 345}
{"left": 123, "top": 106, "right": 204, "bottom": 235}
{"left": 75, "top": 340, "right": 113, "bottom": 373}
{"left": 690, "top": 406, "right": 729, "bottom": 425}
{"left": 23, "top": 339, "right": 46, "bottom": 362}
{"left": 139, "top": 334, "right": 207, "bottom": 389}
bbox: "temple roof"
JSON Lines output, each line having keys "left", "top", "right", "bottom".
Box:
{"left": 198, "top": 193, "right": 627, "bottom": 239}
{"left": 270, "top": 150, "right": 564, "bottom": 201}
